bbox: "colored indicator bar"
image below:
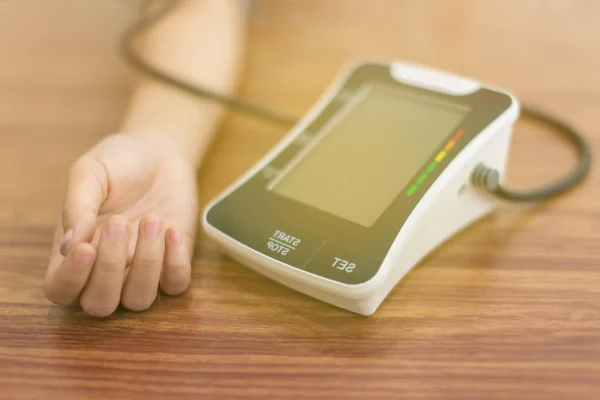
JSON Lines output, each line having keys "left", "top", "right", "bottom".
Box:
{"left": 452, "top": 129, "right": 464, "bottom": 141}
{"left": 435, "top": 151, "right": 447, "bottom": 162}
{"left": 426, "top": 161, "right": 437, "bottom": 173}
{"left": 416, "top": 172, "right": 428, "bottom": 184}
{"left": 406, "top": 184, "right": 418, "bottom": 197}
{"left": 405, "top": 129, "right": 463, "bottom": 198}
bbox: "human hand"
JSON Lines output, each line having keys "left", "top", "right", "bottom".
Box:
{"left": 43, "top": 133, "right": 199, "bottom": 317}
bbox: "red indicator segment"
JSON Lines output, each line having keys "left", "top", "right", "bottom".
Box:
{"left": 452, "top": 129, "right": 464, "bottom": 141}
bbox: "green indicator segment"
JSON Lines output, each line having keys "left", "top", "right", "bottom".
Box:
{"left": 426, "top": 161, "right": 437, "bottom": 173}
{"left": 406, "top": 184, "right": 419, "bottom": 197}
{"left": 416, "top": 173, "right": 428, "bottom": 185}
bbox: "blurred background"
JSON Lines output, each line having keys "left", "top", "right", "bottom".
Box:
{"left": 0, "top": 0, "right": 597, "bottom": 230}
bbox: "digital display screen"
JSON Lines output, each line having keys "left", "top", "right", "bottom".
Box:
{"left": 270, "top": 85, "right": 469, "bottom": 227}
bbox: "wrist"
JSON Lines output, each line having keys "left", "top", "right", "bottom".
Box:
{"left": 123, "top": 128, "right": 204, "bottom": 168}
{"left": 120, "top": 81, "right": 227, "bottom": 168}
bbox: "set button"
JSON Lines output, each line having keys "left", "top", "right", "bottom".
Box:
{"left": 304, "top": 245, "right": 382, "bottom": 285}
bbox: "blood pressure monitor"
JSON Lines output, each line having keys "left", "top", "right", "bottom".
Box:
{"left": 202, "top": 61, "right": 519, "bottom": 315}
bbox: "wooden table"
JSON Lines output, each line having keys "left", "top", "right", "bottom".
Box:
{"left": 1, "top": 1, "right": 599, "bottom": 399}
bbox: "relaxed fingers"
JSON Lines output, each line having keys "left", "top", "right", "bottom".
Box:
{"left": 79, "top": 216, "right": 130, "bottom": 318}
{"left": 160, "top": 228, "right": 191, "bottom": 296}
{"left": 60, "top": 155, "right": 107, "bottom": 256}
{"left": 44, "top": 243, "right": 96, "bottom": 306}
{"left": 121, "top": 217, "right": 165, "bottom": 311}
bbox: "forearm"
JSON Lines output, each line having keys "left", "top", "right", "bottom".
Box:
{"left": 120, "top": 0, "right": 246, "bottom": 167}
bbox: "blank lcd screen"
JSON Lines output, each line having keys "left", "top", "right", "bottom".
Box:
{"left": 271, "top": 85, "right": 469, "bottom": 227}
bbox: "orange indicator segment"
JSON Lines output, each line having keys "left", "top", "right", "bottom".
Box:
{"left": 444, "top": 140, "right": 455, "bottom": 151}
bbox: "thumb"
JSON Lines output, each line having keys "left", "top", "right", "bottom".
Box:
{"left": 60, "top": 154, "right": 108, "bottom": 256}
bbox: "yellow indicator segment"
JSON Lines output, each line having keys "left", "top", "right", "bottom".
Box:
{"left": 435, "top": 151, "right": 447, "bottom": 162}
{"left": 444, "top": 140, "right": 455, "bottom": 151}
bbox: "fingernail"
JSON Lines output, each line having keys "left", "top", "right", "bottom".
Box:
{"left": 63, "top": 228, "right": 74, "bottom": 243}
{"left": 106, "top": 219, "right": 127, "bottom": 241}
{"left": 143, "top": 218, "right": 163, "bottom": 238}
{"left": 60, "top": 228, "right": 74, "bottom": 255}
{"left": 168, "top": 229, "right": 183, "bottom": 245}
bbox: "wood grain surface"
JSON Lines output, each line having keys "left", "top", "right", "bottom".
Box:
{"left": 1, "top": 1, "right": 599, "bottom": 399}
